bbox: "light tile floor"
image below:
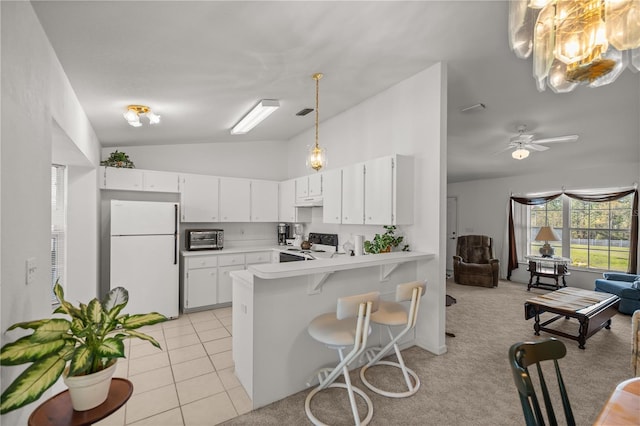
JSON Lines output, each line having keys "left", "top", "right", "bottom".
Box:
{"left": 96, "top": 306, "right": 251, "bottom": 426}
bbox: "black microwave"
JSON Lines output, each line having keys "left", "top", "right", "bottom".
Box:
{"left": 186, "top": 229, "right": 224, "bottom": 251}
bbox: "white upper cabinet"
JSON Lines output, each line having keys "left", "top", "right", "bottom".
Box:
{"left": 364, "top": 156, "right": 394, "bottom": 225}
{"left": 322, "top": 169, "right": 342, "bottom": 224}
{"left": 219, "top": 177, "right": 251, "bottom": 222}
{"left": 144, "top": 170, "right": 180, "bottom": 192}
{"left": 308, "top": 173, "right": 323, "bottom": 197}
{"left": 250, "top": 180, "right": 278, "bottom": 222}
{"left": 341, "top": 163, "right": 365, "bottom": 224}
{"left": 295, "top": 177, "right": 309, "bottom": 199}
{"left": 295, "top": 173, "right": 323, "bottom": 202}
{"left": 278, "top": 179, "right": 296, "bottom": 222}
{"left": 100, "top": 166, "right": 180, "bottom": 193}
{"left": 100, "top": 166, "right": 143, "bottom": 191}
{"left": 180, "top": 173, "right": 219, "bottom": 223}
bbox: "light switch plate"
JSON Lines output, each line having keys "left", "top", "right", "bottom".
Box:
{"left": 26, "top": 257, "right": 36, "bottom": 285}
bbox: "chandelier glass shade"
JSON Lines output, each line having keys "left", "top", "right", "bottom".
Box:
{"left": 512, "top": 147, "right": 531, "bottom": 160}
{"left": 306, "top": 73, "right": 327, "bottom": 172}
{"left": 123, "top": 105, "right": 160, "bottom": 127}
{"left": 509, "top": 0, "right": 640, "bottom": 93}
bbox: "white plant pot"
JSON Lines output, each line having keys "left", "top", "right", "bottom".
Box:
{"left": 63, "top": 361, "right": 117, "bottom": 411}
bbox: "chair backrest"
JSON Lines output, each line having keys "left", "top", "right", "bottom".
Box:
{"left": 456, "top": 235, "right": 494, "bottom": 263}
{"left": 508, "top": 338, "right": 575, "bottom": 426}
{"left": 395, "top": 281, "right": 426, "bottom": 329}
{"left": 336, "top": 291, "right": 380, "bottom": 320}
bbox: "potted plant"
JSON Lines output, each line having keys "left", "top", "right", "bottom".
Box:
{"left": 364, "top": 225, "right": 410, "bottom": 254}
{"left": 100, "top": 150, "right": 135, "bottom": 168}
{"left": 0, "top": 282, "right": 166, "bottom": 413}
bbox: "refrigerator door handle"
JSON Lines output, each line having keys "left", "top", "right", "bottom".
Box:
{"left": 174, "top": 204, "right": 178, "bottom": 265}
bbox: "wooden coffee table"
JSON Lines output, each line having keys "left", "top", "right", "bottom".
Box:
{"left": 524, "top": 287, "right": 620, "bottom": 349}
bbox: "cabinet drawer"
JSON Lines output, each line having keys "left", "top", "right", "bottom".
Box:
{"left": 218, "top": 254, "right": 245, "bottom": 267}
{"left": 246, "top": 251, "right": 272, "bottom": 265}
{"left": 187, "top": 256, "right": 218, "bottom": 269}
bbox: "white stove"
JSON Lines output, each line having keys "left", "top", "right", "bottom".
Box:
{"left": 279, "top": 233, "right": 338, "bottom": 262}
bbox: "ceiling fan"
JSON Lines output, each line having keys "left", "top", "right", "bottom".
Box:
{"left": 507, "top": 125, "right": 579, "bottom": 160}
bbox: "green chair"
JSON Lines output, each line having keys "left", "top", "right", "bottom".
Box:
{"left": 508, "top": 338, "right": 575, "bottom": 426}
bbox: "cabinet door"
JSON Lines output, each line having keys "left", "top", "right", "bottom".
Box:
{"left": 322, "top": 169, "right": 342, "bottom": 224}
{"left": 219, "top": 177, "right": 251, "bottom": 222}
{"left": 364, "top": 156, "right": 394, "bottom": 225}
{"left": 181, "top": 174, "right": 219, "bottom": 222}
{"left": 278, "top": 179, "right": 296, "bottom": 222}
{"left": 341, "top": 163, "right": 365, "bottom": 224}
{"left": 218, "top": 265, "right": 244, "bottom": 304}
{"left": 251, "top": 180, "right": 279, "bottom": 222}
{"left": 295, "top": 177, "right": 309, "bottom": 200}
{"left": 104, "top": 167, "right": 143, "bottom": 191}
{"left": 185, "top": 267, "right": 218, "bottom": 308}
{"left": 308, "top": 173, "right": 323, "bottom": 197}
{"left": 144, "top": 170, "right": 180, "bottom": 192}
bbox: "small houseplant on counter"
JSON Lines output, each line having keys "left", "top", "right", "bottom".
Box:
{"left": 100, "top": 150, "right": 135, "bottom": 168}
{"left": 364, "top": 225, "right": 410, "bottom": 254}
{"left": 0, "top": 282, "right": 166, "bottom": 413}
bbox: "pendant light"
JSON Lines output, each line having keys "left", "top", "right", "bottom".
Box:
{"left": 306, "top": 73, "right": 327, "bottom": 171}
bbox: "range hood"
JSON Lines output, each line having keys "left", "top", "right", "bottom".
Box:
{"left": 294, "top": 196, "right": 323, "bottom": 207}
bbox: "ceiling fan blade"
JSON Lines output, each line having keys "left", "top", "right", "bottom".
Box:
{"left": 534, "top": 135, "right": 579, "bottom": 144}
{"left": 526, "top": 143, "right": 550, "bottom": 151}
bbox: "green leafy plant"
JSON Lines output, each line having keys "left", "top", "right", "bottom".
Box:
{"left": 0, "top": 282, "right": 166, "bottom": 414}
{"left": 100, "top": 150, "right": 135, "bottom": 168}
{"left": 364, "top": 225, "right": 410, "bottom": 254}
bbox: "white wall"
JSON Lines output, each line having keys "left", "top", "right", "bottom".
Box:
{"left": 286, "top": 64, "right": 448, "bottom": 354}
{"left": 447, "top": 163, "right": 640, "bottom": 289}
{"left": 102, "top": 140, "right": 290, "bottom": 181}
{"left": 1, "top": 2, "right": 101, "bottom": 423}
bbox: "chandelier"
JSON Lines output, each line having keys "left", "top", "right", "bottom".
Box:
{"left": 123, "top": 105, "right": 161, "bottom": 127}
{"left": 306, "top": 73, "right": 327, "bottom": 172}
{"left": 509, "top": 0, "right": 640, "bottom": 93}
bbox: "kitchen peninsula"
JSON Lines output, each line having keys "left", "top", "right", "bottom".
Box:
{"left": 230, "top": 251, "right": 435, "bottom": 408}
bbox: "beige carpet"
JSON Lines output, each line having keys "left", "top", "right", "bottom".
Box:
{"left": 222, "top": 280, "right": 635, "bottom": 425}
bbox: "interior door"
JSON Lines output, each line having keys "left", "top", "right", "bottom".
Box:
{"left": 446, "top": 197, "right": 458, "bottom": 275}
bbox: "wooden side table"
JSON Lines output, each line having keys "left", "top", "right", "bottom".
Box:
{"left": 28, "top": 378, "right": 133, "bottom": 426}
{"left": 525, "top": 255, "right": 571, "bottom": 291}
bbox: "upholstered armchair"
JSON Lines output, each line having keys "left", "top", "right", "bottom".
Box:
{"left": 453, "top": 235, "right": 499, "bottom": 288}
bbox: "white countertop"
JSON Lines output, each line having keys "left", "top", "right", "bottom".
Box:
{"left": 181, "top": 246, "right": 279, "bottom": 257}
{"left": 247, "top": 251, "right": 434, "bottom": 279}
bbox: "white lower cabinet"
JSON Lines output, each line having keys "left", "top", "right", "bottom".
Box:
{"left": 182, "top": 249, "right": 275, "bottom": 312}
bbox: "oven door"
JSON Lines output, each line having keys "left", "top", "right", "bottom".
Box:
{"left": 279, "top": 252, "right": 309, "bottom": 262}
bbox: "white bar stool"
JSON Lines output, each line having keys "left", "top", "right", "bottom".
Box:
{"left": 305, "top": 291, "right": 380, "bottom": 426}
{"left": 359, "top": 280, "right": 426, "bottom": 398}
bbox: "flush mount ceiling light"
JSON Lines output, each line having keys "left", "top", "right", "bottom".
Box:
{"left": 306, "top": 73, "right": 327, "bottom": 172}
{"left": 509, "top": 0, "right": 640, "bottom": 93}
{"left": 123, "top": 105, "right": 160, "bottom": 127}
{"left": 230, "top": 99, "right": 280, "bottom": 135}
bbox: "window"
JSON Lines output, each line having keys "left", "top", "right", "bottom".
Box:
{"left": 51, "top": 164, "right": 67, "bottom": 302}
{"left": 528, "top": 194, "right": 633, "bottom": 271}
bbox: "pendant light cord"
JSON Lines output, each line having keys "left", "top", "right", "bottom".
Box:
{"left": 313, "top": 73, "right": 323, "bottom": 150}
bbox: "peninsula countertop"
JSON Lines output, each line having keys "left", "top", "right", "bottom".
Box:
{"left": 247, "top": 251, "right": 435, "bottom": 279}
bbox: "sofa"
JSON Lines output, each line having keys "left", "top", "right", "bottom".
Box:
{"left": 594, "top": 272, "right": 640, "bottom": 315}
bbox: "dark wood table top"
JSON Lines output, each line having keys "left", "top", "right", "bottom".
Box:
{"left": 28, "top": 378, "right": 133, "bottom": 426}
{"left": 525, "top": 287, "right": 618, "bottom": 314}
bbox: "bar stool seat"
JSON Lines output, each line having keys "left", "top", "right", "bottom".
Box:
{"left": 360, "top": 281, "right": 426, "bottom": 399}
{"left": 305, "top": 291, "right": 380, "bottom": 426}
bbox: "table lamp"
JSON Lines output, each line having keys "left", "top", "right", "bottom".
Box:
{"left": 535, "top": 226, "right": 560, "bottom": 257}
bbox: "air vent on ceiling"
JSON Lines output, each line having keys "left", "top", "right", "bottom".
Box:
{"left": 296, "top": 108, "right": 314, "bottom": 116}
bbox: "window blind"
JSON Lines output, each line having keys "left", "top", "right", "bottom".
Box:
{"left": 51, "top": 165, "right": 66, "bottom": 302}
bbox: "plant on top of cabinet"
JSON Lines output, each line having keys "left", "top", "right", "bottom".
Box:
{"left": 100, "top": 150, "right": 135, "bottom": 168}
{"left": 364, "top": 225, "right": 410, "bottom": 254}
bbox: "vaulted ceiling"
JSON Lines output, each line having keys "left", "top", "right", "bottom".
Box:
{"left": 31, "top": 1, "right": 640, "bottom": 183}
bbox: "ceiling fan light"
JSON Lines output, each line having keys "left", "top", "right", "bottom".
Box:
{"left": 123, "top": 110, "right": 138, "bottom": 122}
{"left": 129, "top": 120, "right": 143, "bottom": 128}
{"left": 146, "top": 111, "right": 161, "bottom": 125}
{"left": 512, "top": 148, "right": 530, "bottom": 160}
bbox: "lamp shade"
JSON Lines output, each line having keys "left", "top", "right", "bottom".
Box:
{"left": 535, "top": 226, "right": 560, "bottom": 242}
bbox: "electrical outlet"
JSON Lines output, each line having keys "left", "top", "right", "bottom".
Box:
{"left": 26, "top": 257, "right": 36, "bottom": 285}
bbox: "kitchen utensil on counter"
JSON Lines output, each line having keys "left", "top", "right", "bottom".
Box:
{"left": 301, "top": 240, "right": 312, "bottom": 250}
{"left": 354, "top": 235, "right": 364, "bottom": 256}
{"left": 293, "top": 223, "right": 304, "bottom": 247}
{"left": 343, "top": 241, "right": 355, "bottom": 256}
{"left": 278, "top": 223, "right": 291, "bottom": 246}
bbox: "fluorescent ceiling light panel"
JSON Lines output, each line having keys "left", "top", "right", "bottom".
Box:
{"left": 231, "top": 99, "right": 280, "bottom": 135}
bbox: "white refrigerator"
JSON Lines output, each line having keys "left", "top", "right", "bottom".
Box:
{"left": 110, "top": 200, "right": 179, "bottom": 318}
